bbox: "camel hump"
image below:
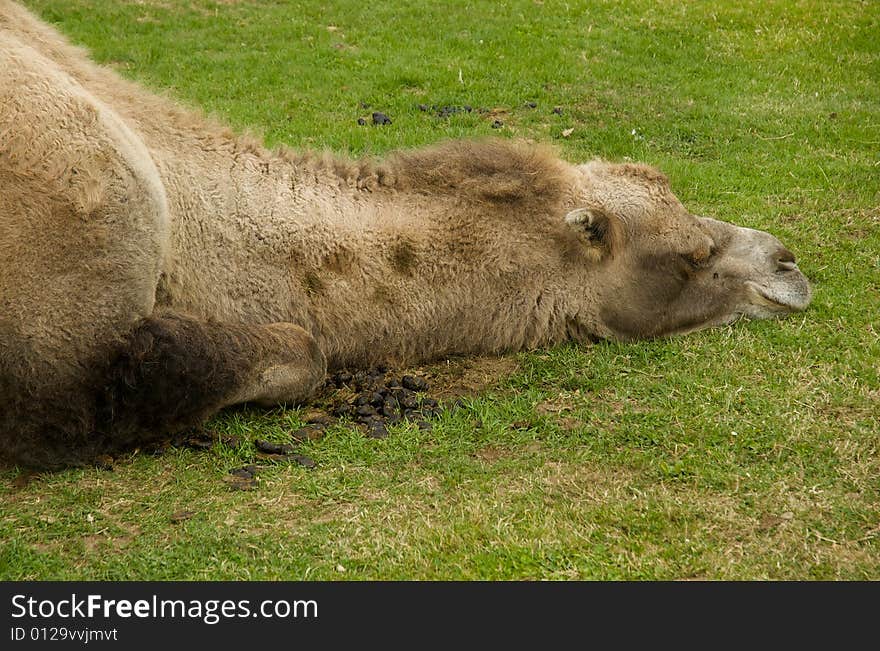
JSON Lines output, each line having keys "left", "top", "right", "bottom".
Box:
{"left": 387, "top": 139, "right": 575, "bottom": 206}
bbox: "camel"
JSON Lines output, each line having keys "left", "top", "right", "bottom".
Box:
{"left": 0, "top": 1, "right": 812, "bottom": 468}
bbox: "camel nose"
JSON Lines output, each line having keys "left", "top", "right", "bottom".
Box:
{"left": 775, "top": 247, "right": 798, "bottom": 272}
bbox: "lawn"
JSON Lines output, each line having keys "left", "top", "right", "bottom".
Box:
{"left": 1, "top": 0, "right": 877, "bottom": 580}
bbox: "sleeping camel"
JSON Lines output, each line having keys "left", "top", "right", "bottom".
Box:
{"left": 0, "top": 1, "right": 811, "bottom": 468}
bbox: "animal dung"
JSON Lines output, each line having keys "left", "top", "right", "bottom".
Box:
{"left": 323, "top": 366, "right": 443, "bottom": 436}
{"left": 366, "top": 420, "right": 388, "bottom": 439}
{"left": 416, "top": 104, "right": 481, "bottom": 119}
{"left": 371, "top": 111, "right": 392, "bottom": 125}
{"left": 290, "top": 454, "right": 317, "bottom": 469}
{"left": 254, "top": 439, "right": 298, "bottom": 455}
{"left": 291, "top": 425, "right": 326, "bottom": 442}
{"left": 229, "top": 465, "right": 258, "bottom": 479}
{"left": 401, "top": 375, "right": 429, "bottom": 391}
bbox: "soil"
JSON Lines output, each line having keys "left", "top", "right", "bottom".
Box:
{"left": 404, "top": 355, "right": 519, "bottom": 399}
{"left": 169, "top": 510, "right": 195, "bottom": 524}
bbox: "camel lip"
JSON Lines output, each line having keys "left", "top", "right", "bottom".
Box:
{"left": 746, "top": 281, "right": 811, "bottom": 312}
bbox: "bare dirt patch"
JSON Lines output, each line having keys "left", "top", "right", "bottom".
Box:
{"left": 474, "top": 446, "right": 506, "bottom": 463}
{"left": 406, "top": 355, "right": 519, "bottom": 399}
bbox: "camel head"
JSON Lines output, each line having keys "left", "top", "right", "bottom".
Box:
{"left": 564, "top": 161, "right": 812, "bottom": 340}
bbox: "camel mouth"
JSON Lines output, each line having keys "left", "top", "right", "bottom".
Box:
{"left": 746, "top": 281, "right": 812, "bottom": 313}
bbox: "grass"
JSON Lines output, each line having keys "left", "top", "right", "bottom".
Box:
{"left": 1, "top": 0, "right": 878, "bottom": 580}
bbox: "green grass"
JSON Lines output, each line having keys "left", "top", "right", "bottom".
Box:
{"left": 1, "top": 0, "right": 878, "bottom": 580}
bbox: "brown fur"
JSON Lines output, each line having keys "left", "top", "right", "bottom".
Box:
{"left": 0, "top": 1, "right": 811, "bottom": 468}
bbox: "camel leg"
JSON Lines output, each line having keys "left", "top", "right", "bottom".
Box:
{"left": 94, "top": 312, "right": 326, "bottom": 458}
{"left": 103, "top": 313, "right": 327, "bottom": 434}
{"left": 3, "top": 308, "right": 327, "bottom": 468}
{"left": 223, "top": 322, "right": 328, "bottom": 407}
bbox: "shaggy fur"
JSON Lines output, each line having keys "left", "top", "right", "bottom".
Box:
{"left": 0, "top": 313, "right": 325, "bottom": 468}
{"left": 0, "top": 1, "right": 812, "bottom": 468}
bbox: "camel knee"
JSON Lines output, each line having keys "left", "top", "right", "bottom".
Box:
{"left": 229, "top": 323, "right": 327, "bottom": 407}
{"left": 276, "top": 325, "right": 328, "bottom": 401}
{"left": 103, "top": 315, "right": 327, "bottom": 432}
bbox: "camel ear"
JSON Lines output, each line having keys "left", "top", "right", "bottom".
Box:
{"left": 564, "top": 207, "right": 624, "bottom": 256}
